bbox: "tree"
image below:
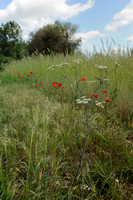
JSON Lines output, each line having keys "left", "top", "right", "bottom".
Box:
{"left": 27, "top": 20, "right": 81, "bottom": 56}
{"left": 0, "top": 21, "right": 26, "bottom": 68}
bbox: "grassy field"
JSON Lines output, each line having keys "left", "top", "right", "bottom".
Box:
{"left": 0, "top": 49, "right": 133, "bottom": 199}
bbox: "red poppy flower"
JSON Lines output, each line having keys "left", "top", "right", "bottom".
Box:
{"left": 35, "top": 85, "right": 38, "bottom": 87}
{"left": 52, "top": 83, "right": 56, "bottom": 86}
{"left": 41, "top": 82, "right": 44, "bottom": 85}
{"left": 34, "top": 73, "right": 36, "bottom": 75}
{"left": 30, "top": 72, "right": 33, "bottom": 74}
{"left": 81, "top": 77, "right": 86, "bottom": 81}
{"left": 24, "top": 73, "right": 26, "bottom": 75}
{"left": 19, "top": 74, "right": 21, "bottom": 76}
{"left": 27, "top": 74, "right": 30, "bottom": 77}
{"left": 35, "top": 79, "right": 38, "bottom": 81}
{"left": 93, "top": 94, "right": 98, "bottom": 98}
{"left": 36, "top": 72, "right": 39, "bottom": 74}
{"left": 103, "top": 91, "right": 108, "bottom": 93}
{"left": 58, "top": 83, "right": 62, "bottom": 88}
{"left": 22, "top": 76, "right": 24, "bottom": 78}
{"left": 55, "top": 82, "right": 59, "bottom": 84}
{"left": 106, "top": 99, "right": 110, "bottom": 102}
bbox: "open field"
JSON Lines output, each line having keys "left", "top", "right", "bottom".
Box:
{"left": 0, "top": 51, "right": 133, "bottom": 199}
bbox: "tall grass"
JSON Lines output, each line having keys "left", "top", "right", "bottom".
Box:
{"left": 0, "top": 46, "right": 133, "bottom": 199}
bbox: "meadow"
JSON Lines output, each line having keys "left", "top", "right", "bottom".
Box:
{"left": 0, "top": 48, "right": 133, "bottom": 199}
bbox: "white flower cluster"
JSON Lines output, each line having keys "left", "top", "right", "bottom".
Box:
{"left": 95, "top": 64, "right": 107, "bottom": 69}
{"left": 95, "top": 101, "right": 105, "bottom": 109}
{"left": 80, "top": 184, "right": 90, "bottom": 190}
{"left": 73, "top": 59, "right": 83, "bottom": 64}
{"left": 114, "top": 62, "right": 124, "bottom": 68}
{"left": 76, "top": 96, "right": 91, "bottom": 104}
{"left": 47, "top": 62, "right": 69, "bottom": 70}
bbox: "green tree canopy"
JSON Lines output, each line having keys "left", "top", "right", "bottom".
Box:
{"left": 27, "top": 20, "right": 81, "bottom": 56}
{"left": 0, "top": 21, "right": 26, "bottom": 66}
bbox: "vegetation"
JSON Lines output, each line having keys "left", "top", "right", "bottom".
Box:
{"left": 0, "top": 46, "right": 133, "bottom": 199}
{"left": 0, "top": 21, "right": 26, "bottom": 70}
{"left": 27, "top": 20, "right": 81, "bottom": 56}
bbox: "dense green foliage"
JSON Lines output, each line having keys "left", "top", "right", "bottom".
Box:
{"left": 27, "top": 20, "right": 81, "bottom": 56}
{"left": 0, "top": 49, "right": 133, "bottom": 199}
{"left": 0, "top": 21, "right": 26, "bottom": 69}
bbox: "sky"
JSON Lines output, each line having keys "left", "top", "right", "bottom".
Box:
{"left": 0, "top": 0, "right": 133, "bottom": 53}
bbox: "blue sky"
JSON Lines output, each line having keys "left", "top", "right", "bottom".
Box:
{"left": 0, "top": 0, "right": 133, "bottom": 52}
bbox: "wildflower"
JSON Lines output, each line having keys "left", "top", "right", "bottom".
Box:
{"left": 81, "top": 77, "right": 86, "bottom": 81}
{"left": 19, "top": 74, "right": 21, "bottom": 76}
{"left": 58, "top": 83, "right": 62, "bottom": 88}
{"left": 96, "top": 102, "right": 104, "bottom": 108}
{"left": 30, "top": 72, "right": 33, "bottom": 74}
{"left": 103, "top": 90, "right": 108, "bottom": 93}
{"left": 77, "top": 100, "right": 83, "bottom": 104}
{"left": 95, "top": 65, "right": 107, "bottom": 69}
{"left": 84, "top": 98, "right": 91, "bottom": 101}
{"left": 93, "top": 94, "right": 98, "bottom": 98}
{"left": 106, "top": 99, "right": 110, "bottom": 102}
{"left": 24, "top": 73, "right": 26, "bottom": 75}
{"left": 36, "top": 72, "right": 39, "bottom": 74}
{"left": 55, "top": 82, "right": 59, "bottom": 84}
{"left": 34, "top": 73, "right": 36, "bottom": 75}
{"left": 35, "top": 85, "right": 38, "bottom": 87}
{"left": 22, "top": 76, "right": 24, "bottom": 78}
{"left": 83, "top": 101, "right": 88, "bottom": 104}
{"left": 52, "top": 83, "right": 56, "bottom": 86}
{"left": 35, "top": 79, "right": 38, "bottom": 81}
{"left": 41, "top": 82, "right": 44, "bottom": 85}
{"left": 115, "top": 178, "right": 119, "bottom": 183}
{"left": 27, "top": 74, "right": 30, "bottom": 77}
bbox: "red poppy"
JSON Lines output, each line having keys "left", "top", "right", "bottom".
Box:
{"left": 19, "top": 74, "right": 21, "bottom": 76}
{"left": 93, "top": 94, "right": 98, "bottom": 98}
{"left": 22, "top": 76, "right": 24, "bottom": 78}
{"left": 27, "top": 74, "right": 30, "bottom": 77}
{"left": 81, "top": 77, "right": 86, "bottom": 81}
{"left": 35, "top": 79, "right": 38, "bottom": 81}
{"left": 52, "top": 83, "right": 56, "bottom": 86}
{"left": 35, "top": 85, "right": 38, "bottom": 87}
{"left": 58, "top": 83, "right": 62, "bottom": 88}
{"left": 34, "top": 73, "right": 36, "bottom": 75}
{"left": 30, "top": 72, "right": 33, "bottom": 74}
{"left": 103, "top": 91, "right": 108, "bottom": 93}
{"left": 55, "top": 82, "right": 59, "bottom": 84}
{"left": 41, "top": 82, "right": 44, "bottom": 85}
{"left": 106, "top": 99, "right": 110, "bottom": 102}
{"left": 36, "top": 72, "right": 39, "bottom": 74}
{"left": 24, "top": 73, "right": 26, "bottom": 75}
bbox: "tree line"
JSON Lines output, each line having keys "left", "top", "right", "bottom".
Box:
{"left": 0, "top": 20, "right": 81, "bottom": 70}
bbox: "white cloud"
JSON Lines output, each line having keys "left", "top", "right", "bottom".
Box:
{"left": 126, "top": 35, "right": 133, "bottom": 41}
{"left": 105, "top": 0, "right": 133, "bottom": 31}
{"left": 74, "top": 31, "right": 105, "bottom": 43}
{"left": 0, "top": 0, "right": 94, "bottom": 40}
